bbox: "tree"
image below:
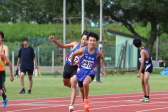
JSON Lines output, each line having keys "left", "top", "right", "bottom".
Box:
{"left": 100, "top": 0, "right": 168, "bottom": 53}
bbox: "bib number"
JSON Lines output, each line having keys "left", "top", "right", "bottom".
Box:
{"left": 81, "top": 60, "right": 94, "bottom": 69}
{"left": 68, "top": 53, "right": 79, "bottom": 64}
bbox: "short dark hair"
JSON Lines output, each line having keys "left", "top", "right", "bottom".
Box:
{"left": 133, "top": 38, "right": 142, "bottom": 47}
{"left": 0, "top": 31, "right": 4, "bottom": 39}
{"left": 87, "top": 32, "right": 99, "bottom": 41}
{"left": 81, "top": 30, "right": 89, "bottom": 37}
{"left": 22, "top": 37, "right": 28, "bottom": 41}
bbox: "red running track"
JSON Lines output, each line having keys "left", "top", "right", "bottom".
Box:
{"left": 0, "top": 91, "right": 168, "bottom": 112}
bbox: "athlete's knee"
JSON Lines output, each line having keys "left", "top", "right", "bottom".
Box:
{"left": 83, "top": 82, "right": 89, "bottom": 87}
{"left": 80, "top": 87, "right": 84, "bottom": 93}
{"left": 71, "top": 83, "right": 76, "bottom": 88}
{"left": 63, "top": 82, "right": 70, "bottom": 87}
{"left": 28, "top": 76, "right": 33, "bottom": 81}
{"left": 143, "top": 80, "right": 149, "bottom": 85}
{"left": 20, "top": 75, "right": 24, "bottom": 79}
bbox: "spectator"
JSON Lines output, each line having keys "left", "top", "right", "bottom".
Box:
{"left": 96, "top": 42, "right": 103, "bottom": 83}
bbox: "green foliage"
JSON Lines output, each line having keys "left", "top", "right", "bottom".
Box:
{"left": 106, "top": 69, "right": 127, "bottom": 75}
{"left": 1, "top": 23, "right": 168, "bottom": 66}
{"left": 106, "top": 70, "right": 115, "bottom": 75}
{"left": 152, "top": 68, "right": 164, "bottom": 74}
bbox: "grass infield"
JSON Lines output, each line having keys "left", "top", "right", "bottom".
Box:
{"left": 4, "top": 69, "right": 168, "bottom": 100}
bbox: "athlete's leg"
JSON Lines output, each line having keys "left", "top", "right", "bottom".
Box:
{"left": 80, "top": 87, "right": 84, "bottom": 101}
{"left": 20, "top": 72, "right": 25, "bottom": 89}
{"left": 140, "top": 73, "right": 146, "bottom": 96}
{"left": 144, "top": 72, "right": 150, "bottom": 96}
{"left": 28, "top": 75, "right": 33, "bottom": 90}
{"left": 63, "top": 78, "right": 71, "bottom": 88}
{"left": 2, "top": 84, "right": 6, "bottom": 92}
{"left": 70, "top": 75, "right": 78, "bottom": 105}
{"left": 83, "top": 76, "right": 92, "bottom": 112}
{"left": 3, "top": 71, "right": 7, "bottom": 92}
{"left": 0, "top": 72, "right": 4, "bottom": 96}
{"left": 0, "top": 89, "right": 2, "bottom": 96}
{"left": 83, "top": 76, "right": 92, "bottom": 100}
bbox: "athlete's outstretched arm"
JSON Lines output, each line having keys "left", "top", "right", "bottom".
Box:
{"left": 98, "top": 51, "right": 106, "bottom": 77}
{"left": 0, "top": 53, "right": 14, "bottom": 82}
{"left": 49, "top": 35, "right": 78, "bottom": 48}
{"left": 70, "top": 47, "right": 84, "bottom": 66}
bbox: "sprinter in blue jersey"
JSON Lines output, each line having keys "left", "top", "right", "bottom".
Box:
{"left": 133, "top": 38, "right": 153, "bottom": 102}
{"left": 71, "top": 32, "right": 106, "bottom": 112}
{"left": 49, "top": 30, "right": 89, "bottom": 112}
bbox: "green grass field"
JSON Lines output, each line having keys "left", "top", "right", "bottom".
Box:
{"left": 4, "top": 71, "right": 168, "bottom": 101}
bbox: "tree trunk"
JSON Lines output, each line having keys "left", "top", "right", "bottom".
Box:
{"left": 146, "top": 23, "right": 158, "bottom": 54}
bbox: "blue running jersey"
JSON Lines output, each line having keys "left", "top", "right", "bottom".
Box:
{"left": 66, "top": 43, "right": 81, "bottom": 65}
{"left": 76, "top": 46, "right": 98, "bottom": 81}
{"left": 139, "top": 48, "right": 152, "bottom": 65}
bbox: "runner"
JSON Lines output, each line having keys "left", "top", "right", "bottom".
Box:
{"left": 71, "top": 32, "right": 106, "bottom": 112}
{"left": 133, "top": 38, "right": 153, "bottom": 102}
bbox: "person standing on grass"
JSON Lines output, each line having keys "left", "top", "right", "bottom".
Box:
{"left": 133, "top": 38, "right": 153, "bottom": 102}
{"left": 16, "top": 37, "right": 38, "bottom": 94}
{"left": 95, "top": 41, "right": 103, "bottom": 83}
{"left": 49, "top": 30, "right": 89, "bottom": 112}
{"left": 0, "top": 31, "right": 9, "bottom": 92}
{"left": 0, "top": 51, "right": 14, "bottom": 108}
{"left": 71, "top": 32, "right": 106, "bottom": 112}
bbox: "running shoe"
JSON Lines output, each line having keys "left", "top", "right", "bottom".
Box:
{"left": 69, "top": 105, "right": 74, "bottom": 112}
{"left": 84, "top": 100, "right": 89, "bottom": 110}
{"left": 84, "top": 108, "right": 89, "bottom": 112}
{"left": 19, "top": 89, "right": 25, "bottom": 94}
{"left": 2, "top": 100, "right": 8, "bottom": 108}
{"left": 140, "top": 98, "right": 150, "bottom": 102}
{"left": 139, "top": 97, "right": 145, "bottom": 102}
{"left": 144, "top": 98, "right": 150, "bottom": 102}
{"left": 28, "top": 90, "right": 31, "bottom": 94}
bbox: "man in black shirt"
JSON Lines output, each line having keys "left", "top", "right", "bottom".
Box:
{"left": 16, "top": 37, "right": 38, "bottom": 94}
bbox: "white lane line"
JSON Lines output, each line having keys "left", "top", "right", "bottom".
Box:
{"left": 136, "top": 107, "right": 168, "bottom": 112}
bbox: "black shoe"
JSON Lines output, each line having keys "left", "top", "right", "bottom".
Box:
{"left": 28, "top": 90, "right": 31, "bottom": 94}
{"left": 19, "top": 89, "right": 25, "bottom": 94}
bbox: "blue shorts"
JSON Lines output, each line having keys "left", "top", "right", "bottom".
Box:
{"left": 78, "top": 75, "right": 95, "bottom": 88}
{"left": 76, "top": 68, "right": 95, "bottom": 81}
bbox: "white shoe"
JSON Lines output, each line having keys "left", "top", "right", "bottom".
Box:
{"left": 69, "top": 105, "right": 74, "bottom": 112}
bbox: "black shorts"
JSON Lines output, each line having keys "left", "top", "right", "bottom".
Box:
{"left": 63, "top": 63, "right": 78, "bottom": 79}
{"left": 21, "top": 69, "right": 34, "bottom": 75}
{"left": 142, "top": 64, "right": 153, "bottom": 74}
{"left": 0, "top": 71, "right": 5, "bottom": 89}
{"left": 78, "top": 75, "right": 95, "bottom": 88}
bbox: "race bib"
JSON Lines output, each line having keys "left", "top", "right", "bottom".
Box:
{"left": 68, "top": 53, "right": 79, "bottom": 64}
{"left": 81, "top": 59, "right": 94, "bottom": 69}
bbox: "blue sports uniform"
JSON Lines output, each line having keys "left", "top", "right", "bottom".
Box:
{"left": 139, "top": 48, "right": 153, "bottom": 74}
{"left": 63, "top": 43, "right": 81, "bottom": 79}
{"left": 76, "top": 46, "right": 98, "bottom": 87}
